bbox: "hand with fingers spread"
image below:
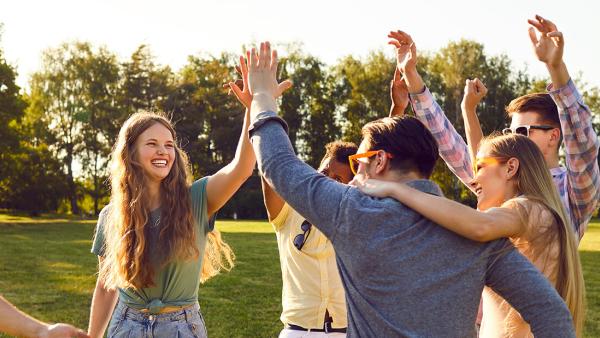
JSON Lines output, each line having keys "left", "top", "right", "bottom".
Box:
{"left": 527, "top": 15, "right": 570, "bottom": 86}
{"left": 389, "top": 68, "right": 409, "bottom": 117}
{"left": 388, "top": 30, "right": 417, "bottom": 74}
{"left": 461, "top": 78, "right": 487, "bottom": 112}
{"left": 528, "top": 15, "right": 564, "bottom": 68}
{"left": 387, "top": 30, "right": 424, "bottom": 94}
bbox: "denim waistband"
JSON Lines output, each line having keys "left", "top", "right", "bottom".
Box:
{"left": 113, "top": 301, "right": 200, "bottom": 322}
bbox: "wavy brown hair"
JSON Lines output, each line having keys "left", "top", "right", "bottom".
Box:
{"left": 99, "top": 112, "right": 234, "bottom": 290}
{"left": 483, "top": 133, "right": 585, "bottom": 336}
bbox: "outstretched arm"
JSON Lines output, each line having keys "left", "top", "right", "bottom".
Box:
{"left": 0, "top": 295, "right": 89, "bottom": 338}
{"left": 461, "top": 78, "right": 487, "bottom": 163}
{"left": 356, "top": 179, "right": 525, "bottom": 241}
{"left": 207, "top": 53, "right": 292, "bottom": 216}
{"left": 87, "top": 258, "right": 118, "bottom": 338}
{"left": 388, "top": 30, "right": 475, "bottom": 188}
{"left": 529, "top": 15, "right": 600, "bottom": 238}
{"left": 225, "top": 53, "right": 290, "bottom": 222}
{"left": 247, "top": 42, "right": 350, "bottom": 240}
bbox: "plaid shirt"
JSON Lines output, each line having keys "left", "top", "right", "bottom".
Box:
{"left": 410, "top": 79, "right": 600, "bottom": 240}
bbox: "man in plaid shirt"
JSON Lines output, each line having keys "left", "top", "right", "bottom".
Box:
{"left": 388, "top": 15, "right": 599, "bottom": 241}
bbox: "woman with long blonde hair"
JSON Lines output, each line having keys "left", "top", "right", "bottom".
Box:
{"left": 86, "top": 106, "right": 255, "bottom": 337}
{"left": 356, "top": 134, "right": 585, "bottom": 337}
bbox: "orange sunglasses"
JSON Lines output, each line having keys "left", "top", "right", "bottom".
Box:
{"left": 473, "top": 157, "right": 501, "bottom": 174}
{"left": 348, "top": 150, "right": 394, "bottom": 175}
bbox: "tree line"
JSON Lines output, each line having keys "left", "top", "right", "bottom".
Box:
{"left": 1, "top": 39, "right": 598, "bottom": 217}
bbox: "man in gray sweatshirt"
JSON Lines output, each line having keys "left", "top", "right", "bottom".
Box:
{"left": 245, "top": 42, "right": 575, "bottom": 338}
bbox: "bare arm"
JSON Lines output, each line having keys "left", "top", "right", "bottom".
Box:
{"left": 87, "top": 258, "right": 118, "bottom": 338}
{"left": 209, "top": 54, "right": 293, "bottom": 217}
{"left": 461, "top": 78, "right": 487, "bottom": 163}
{"left": 357, "top": 179, "right": 525, "bottom": 241}
{"left": 260, "top": 176, "right": 285, "bottom": 222}
{"left": 206, "top": 108, "right": 256, "bottom": 216}
{"left": 389, "top": 68, "right": 410, "bottom": 117}
{"left": 0, "top": 296, "right": 88, "bottom": 338}
{"left": 0, "top": 296, "right": 87, "bottom": 338}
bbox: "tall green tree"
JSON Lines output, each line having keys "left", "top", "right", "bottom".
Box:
{"left": 28, "top": 42, "right": 121, "bottom": 214}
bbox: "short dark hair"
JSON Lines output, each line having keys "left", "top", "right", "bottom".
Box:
{"left": 320, "top": 141, "right": 358, "bottom": 166}
{"left": 506, "top": 93, "right": 560, "bottom": 127}
{"left": 361, "top": 116, "right": 438, "bottom": 178}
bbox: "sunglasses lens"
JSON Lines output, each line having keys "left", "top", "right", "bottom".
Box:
{"left": 515, "top": 127, "right": 529, "bottom": 136}
{"left": 301, "top": 221, "right": 311, "bottom": 232}
{"left": 502, "top": 128, "right": 512, "bottom": 135}
{"left": 293, "top": 234, "right": 305, "bottom": 250}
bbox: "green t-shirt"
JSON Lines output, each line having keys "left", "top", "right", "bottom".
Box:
{"left": 91, "top": 177, "right": 214, "bottom": 313}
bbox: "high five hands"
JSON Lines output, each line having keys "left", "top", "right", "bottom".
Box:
{"left": 226, "top": 45, "right": 292, "bottom": 110}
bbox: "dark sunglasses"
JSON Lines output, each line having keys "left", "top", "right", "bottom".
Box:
{"left": 502, "top": 125, "right": 556, "bottom": 137}
{"left": 293, "top": 220, "right": 312, "bottom": 251}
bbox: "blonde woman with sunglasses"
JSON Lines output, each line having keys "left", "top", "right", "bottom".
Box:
{"left": 356, "top": 133, "right": 585, "bottom": 337}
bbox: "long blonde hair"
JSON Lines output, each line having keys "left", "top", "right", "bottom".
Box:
{"left": 99, "top": 112, "right": 234, "bottom": 290}
{"left": 484, "top": 133, "right": 585, "bottom": 336}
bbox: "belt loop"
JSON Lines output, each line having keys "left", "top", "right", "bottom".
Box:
{"left": 121, "top": 303, "right": 129, "bottom": 320}
{"left": 183, "top": 306, "right": 190, "bottom": 322}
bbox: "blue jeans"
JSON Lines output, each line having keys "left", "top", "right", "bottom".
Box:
{"left": 107, "top": 301, "right": 207, "bottom": 338}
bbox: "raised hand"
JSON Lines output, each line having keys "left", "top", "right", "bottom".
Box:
{"left": 247, "top": 42, "right": 292, "bottom": 99}
{"left": 528, "top": 15, "right": 564, "bottom": 68}
{"left": 461, "top": 78, "right": 487, "bottom": 112}
{"left": 226, "top": 53, "right": 252, "bottom": 109}
{"left": 43, "top": 323, "right": 89, "bottom": 338}
{"left": 389, "top": 68, "right": 409, "bottom": 117}
{"left": 388, "top": 30, "right": 417, "bottom": 75}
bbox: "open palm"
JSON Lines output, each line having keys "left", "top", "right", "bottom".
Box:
{"left": 528, "top": 15, "right": 563, "bottom": 67}
{"left": 388, "top": 30, "right": 417, "bottom": 74}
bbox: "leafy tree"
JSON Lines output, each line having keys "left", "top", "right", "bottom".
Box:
{"left": 28, "top": 42, "right": 121, "bottom": 214}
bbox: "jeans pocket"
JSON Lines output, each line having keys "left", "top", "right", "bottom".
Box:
{"left": 186, "top": 313, "right": 208, "bottom": 338}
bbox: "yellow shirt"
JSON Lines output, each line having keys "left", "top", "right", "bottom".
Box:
{"left": 272, "top": 203, "right": 347, "bottom": 329}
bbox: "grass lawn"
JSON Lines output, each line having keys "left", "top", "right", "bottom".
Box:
{"left": 0, "top": 215, "right": 599, "bottom": 337}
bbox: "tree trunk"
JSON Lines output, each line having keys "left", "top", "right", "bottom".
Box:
{"left": 65, "top": 147, "right": 80, "bottom": 215}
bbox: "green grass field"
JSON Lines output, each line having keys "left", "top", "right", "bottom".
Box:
{"left": 0, "top": 215, "right": 599, "bottom": 337}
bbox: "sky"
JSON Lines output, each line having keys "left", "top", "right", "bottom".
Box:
{"left": 2, "top": 0, "right": 599, "bottom": 91}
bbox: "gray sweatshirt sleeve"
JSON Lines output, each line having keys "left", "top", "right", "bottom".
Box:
{"left": 485, "top": 242, "right": 575, "bottom": 337}
{"left": 249, "top": 111, "right": 350, "bottom": 241}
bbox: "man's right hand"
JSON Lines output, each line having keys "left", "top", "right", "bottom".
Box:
{"left": 388, "top": 30, "right": 424, "bottom": 94}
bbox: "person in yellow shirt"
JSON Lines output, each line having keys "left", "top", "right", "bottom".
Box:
{"left": 262, "top": 141, "right": 357, "bottom": 337}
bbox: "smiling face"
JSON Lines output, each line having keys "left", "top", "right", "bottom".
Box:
{"left": 135, "top": 122, "right": 176, "bottom": 183}
{"left": 471, "top": 144, "right": 512, "bottom": 211}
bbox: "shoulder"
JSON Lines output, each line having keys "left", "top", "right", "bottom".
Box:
{"left": 502, "top": 197, "right": 557, "bottom": 234}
